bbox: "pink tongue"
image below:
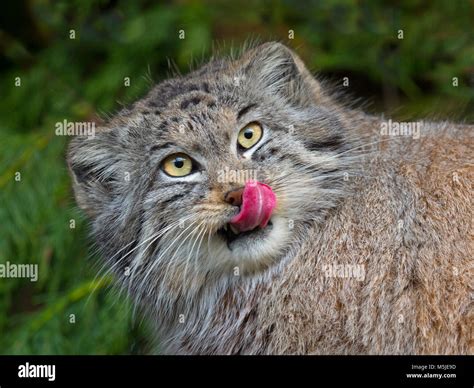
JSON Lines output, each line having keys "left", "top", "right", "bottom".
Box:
{"left": 229, "top": 180, "right": 276, "bottom": 233}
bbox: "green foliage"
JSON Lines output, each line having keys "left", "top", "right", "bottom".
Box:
{"left": 0, "top": 133, "right": 151, "bottom": 354}
{"left": 0, "top": 0, "right": 472, "bottom": 354}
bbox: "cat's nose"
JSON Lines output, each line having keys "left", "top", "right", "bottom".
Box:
{"left": 224, "top": 187, "right": 244, "bottom": 207}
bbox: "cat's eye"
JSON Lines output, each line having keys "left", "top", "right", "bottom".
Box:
{"left": 237, "top": 122, "right": 263, "bottom": 149}
{"left": 161, "top": 153, "right": 193, "bottom": 177}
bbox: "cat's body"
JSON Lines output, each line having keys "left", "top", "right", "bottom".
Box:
{"left": 68, "top": 42, "right": 473, "bottom": 354}
{"left": 160, "top": 120, "right": 473, "bottom": 354}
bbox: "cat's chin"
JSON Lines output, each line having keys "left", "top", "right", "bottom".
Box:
{"left": 211, "top": 215, "right": 291, "bottom": 275}
{"left": 217, "top": 220, "right": 274, "bottom": 250}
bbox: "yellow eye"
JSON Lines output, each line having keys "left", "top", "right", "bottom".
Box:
{"left": 237, "top": 122, "right": 263, "bottom": 149}
{"left": 162, "top": 153, "right": 193, "bottom": 177}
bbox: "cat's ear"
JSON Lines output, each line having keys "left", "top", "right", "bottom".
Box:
{"left": 67, "top": 128, "right": 123, "bottom": 217}
{"left": 239, "top": 42, "right": 324, "bottom": 107}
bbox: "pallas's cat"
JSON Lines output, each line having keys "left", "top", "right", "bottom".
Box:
{"left": 68, "top": 42, "right": 473, "bottom": 354}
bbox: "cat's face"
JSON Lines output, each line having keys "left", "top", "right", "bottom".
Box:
{"left": 68, "top": 42, "right": 350, "bottom": 294}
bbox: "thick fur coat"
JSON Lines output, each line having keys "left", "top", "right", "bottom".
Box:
{"left": 68, "top": 42, "right": 473, "bottom": 354}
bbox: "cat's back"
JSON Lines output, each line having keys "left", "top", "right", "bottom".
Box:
{"left": 253, "top": 120, "right": 473, "bottom": 354}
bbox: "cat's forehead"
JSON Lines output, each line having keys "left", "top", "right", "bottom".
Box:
{"left": 131, "top": 67, "right": 263, "bottom": 145}
{"left": 144, "top": 55, "right": 265, "bottom": 109}
{"left": 143, "top": 60, "right": 236, "bottom": 110}
{"left": 157, "top": 105, "right": 236, "bottom": 148}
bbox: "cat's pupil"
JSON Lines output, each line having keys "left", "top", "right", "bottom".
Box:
{"left": 174, "top": 158, "right": 184, "bottom": 168}
{"left": 244, "top": 129, "right": 253, "bottom": 139}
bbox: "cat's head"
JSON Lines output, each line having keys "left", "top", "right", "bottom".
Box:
{"left": 68, "top": 42, "right": 354, "bottom": 296}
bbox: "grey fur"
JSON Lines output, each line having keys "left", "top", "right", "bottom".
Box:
{"left": 68, "top": 42, "right": 473, "bottom": 354}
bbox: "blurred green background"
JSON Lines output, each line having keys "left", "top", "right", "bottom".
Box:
{"left": 0, "top": 0, "right": 472, "bottom": 354}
